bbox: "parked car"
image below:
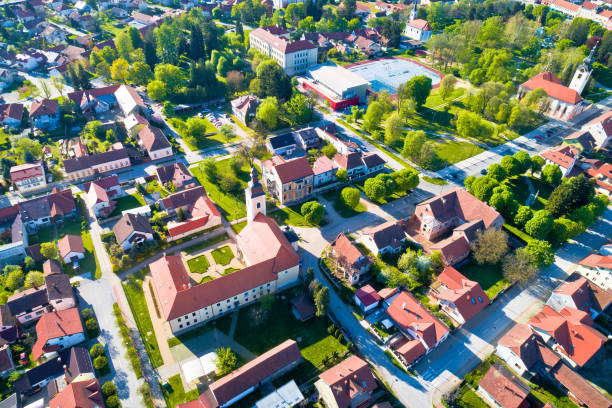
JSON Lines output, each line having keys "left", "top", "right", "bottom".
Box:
{"left": 480, "top": 169, "right": 488, "bottom": 175}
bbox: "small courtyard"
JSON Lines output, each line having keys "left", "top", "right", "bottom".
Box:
{"left": 183, "top": 241, "right": 244, "bottom": 282}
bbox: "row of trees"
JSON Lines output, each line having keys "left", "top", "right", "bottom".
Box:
{"left": 363, "top": 169, "right": 420, "bottom": 203}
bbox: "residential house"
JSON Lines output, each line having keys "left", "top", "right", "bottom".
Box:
{"left": 14, "top": 9, "right": 36, "bottom": 23}
{"left": 315, "top": 356, "right": 377, "bottom": 408}
{"left": 42, "top": 25, "right": 66, "bottom": 45}
{"left": 156, "top": 162, "right": 197, "bottom": 191}
{"left": 361, "top": 221, "right": 406, "bottom": 256}
{"left": 113, "top": 213, "right": 154, "bottom": 250}
{"left": 267, "top": 134, "right": 298, "bottom": 157}
{"left": 333, "top": 152, "right": 385, "bottom": 180}
{"left": 151, "top": 174, "right": 300, "bottom": 333}
{"left": 18, "top": 188, "right": 77, "bottom": 232}
{"left": 293, "top": 127, "right": 320, "bottom": 151}
{"left": 582, "top": 110, "right": 612, "bottom": 149}
{"left": 69, "top": 13, "right": 96, "bottom": 31}
{"left": 518, "top": 71, "right": 587, "bottom": 122}
{"left": 375, "top": 1, "right": 408, "bottom": 14}
{"left": 0, "top": 103, "right": 24, "bottom": 128}
{"left": 290, "top": 294, "right": 316, "bottom": 322}
{"left": 354, "top": 284, "right": 381, "bottom": 313}
{"left": 255, "top": 380, "right": 304, "bottom": 408}
{"left": 0, "top": 346, "right": 14, "bottom": 378}
{"left": 138, "top": 125, "right": 172, "bottom": 160}
{"left": 10, "top": 162, "right": 46, "bottom": 193}
{"left": 74, "top": 0, "right": 91, "bottom": 13}
{"left": 29, "top": 99, "right": 60, "bottom": 130}
{"left": 546, "top": 274, "right": 611, "bottom": 320}
{"left": 57, "top": 234, "right": 85, "bottom": 264}
{"left": 32, "top": 308, "right": 85, "bottom": 361}
{"left": 477, "top": 365, "right": 530, "bottom": 408}
{"left": 529, "top": 305, "right": 606, "bottom": 368}
{"left": 404, "top": 19, "right": 432, "bottom": 42}
{"left": 329, "top": 233, "right": 372, "bottom": 286}
{"left": 0, "top": 206, "right": 27, "bottom": 267}
{"left": 353, "top": 36, "right": 382, "bottom": 56}
{"left": 312, "top": 156, "right": 338, "bottom": 187}
{"left": 540, "top": 145, "right": 579, "bottom": 177}
{"left": 315, "top": 126, "right": 359, "bottom": 155}
{"left": 496, "top": 323, "right": 543, "bottom": 377}
{"left": 14, "top": 346, "right": 93, "bottom": 395}
{"left": 63, "top": 147, "right": 130, "bottom": 181}
{"left": 249, "top": 26, "right": 318, "bottom": 76}
{"left": 0, "top": 70, "right": 19, "bottom": 91}
{"left": 161, "top": 187, "right": 222, "bottom": 241}
{"left": 578, "top": 252, "right": 612, "bottom": 290}
{"left": 111, "top": 6, "right": 129, "bottom": 18}
{"left": 404, "top": 188, "right": 503, "bottom": 266}
{"left": 385, "top": 290, "right": 449, "bottom": 366}
{"left": 85, "top": 175, "right": 124, "bottom": 217}
{"left": 230, "top": 94, "right": 258, "bottom": 124}
{"left": 6, "top": 272, "right": 74, "bottom": 324}
{"left": 67, "top": 85, "right": 121, "bottom": 115}
{"left": 262, "top": 156, "right": 314, "bottom": 205}
{"left": 48, "top": 379, "right": 104, "bottom": 408}
{"left": 432, "top": 266, "right": 489, "bottom": 325}
{"left": 581, "top": 160, "right": 612, "bottom": 197}
{"left": 183, "top": 340, "right": 302, "bottom": 408}
{"left": 563, "top": 129, "right": 596, "bottom": 153}
{"left": 43, "top": 259, "right": 62, "bottom": 276}
{"left": 115, "top": 84, "right": 145, "bottom": 116}
{"left": 124, "top": 112, "right": 149, "bottom": 135}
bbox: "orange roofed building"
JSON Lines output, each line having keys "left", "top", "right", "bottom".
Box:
{"left": 315, "top": 356, "right": 378, "bottom": 408}
{"left": 477, "top": 365, "right": 530, "bottom": 408}
{"left": 150, "top": 170, "right": 300, "bottom": 334}
{"left": 432, "top": 266, "right": 489, "bottom": 325}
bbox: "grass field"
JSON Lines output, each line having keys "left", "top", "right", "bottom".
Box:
{"left": 434, "top": 139, "right": 485, "bottom": 169}
{"left": 423, "top": 87, "right": 466, "bottom": 109}
{"left": 168, "top": 117, "right": 240, "bottom": 150}
{"left": 459, "top": 260, "right": 509, "bottom": 299}
{"left": 268, "top": 204, "right": 322, "bottom": 227}
{"left": 183, "top": 233, "right": 229, "bottom": 254}
{"left": 211, "top": 245, "right": 234, "bottom": 265}
{"left": 200, "top": 275, "right": 215, "bottom": 283}
{"left": 223, "top": 267, "right": 240, "bottom": 275}
{"left": 452, "top": 385, "right": 488, "bottom": 408}
{"left": 233, "top": 296, "right": 347, "bottom": 373}
{"left": 122, "top": 270, "right": 163, "bottom": 368}
{"left": 186, "top": 254, "right": 210, "bottom": 273}
{"left": 422, "top": 175, "right": 447, "bottom": 185}
{"left": 161, "top": 374, "right": 200, "bottom": 408}
{"left": 191, "top": 158, "right": 255, "bottom": 220}
{"left": 321, "top": 189, "right": 366, "bottom": 218}
{"left": 108, "top": 193, "right": 146, "bottom": 217}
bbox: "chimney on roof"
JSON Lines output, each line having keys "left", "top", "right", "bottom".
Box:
{"left": 402, "top": 302, "right": 405, "bottom": 310}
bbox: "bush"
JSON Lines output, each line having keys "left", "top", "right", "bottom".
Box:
{"left": 81, "top": 307, "right": 94, "bottom": 320}
{"left": 105, "top": 395, "right": 120, "bottom": 408}
{"left": 327, "top": 324, "right": 336, "bottom": 334}
{"left": 101, "top": 381, "right": 117, "bottom": 397}
{"left": 93, "top": 355, "right": 108, "bottom": 371}
{"left": 90, "top": 343, "right": 105, "bottom": 358}
{"left": 85, "top": 317, "right": 98, "bottom": 332}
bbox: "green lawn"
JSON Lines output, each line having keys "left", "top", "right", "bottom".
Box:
{"left": 422, "top": 175, "right": 448, "bottom": 185}
{"left": 233, "top": 295, "right": 347, "bottom": 372}
{"left": 122, "top": 270, "right": 164, "bottom": 368}
{"left": 231, "top": 221, "right": 247, "bottom": 233}
{"left": 459, "top": 260, "right": 509, "bottom": 299}
{"left": 168, "top": 117, "right": 240, "bottom": 150}
{"left": 424, "top": 87, "right": 466, "bottom": 109}
{"left": 321, "top": 189, "right": 367, "bottom": 218}
{"left": 434, "top": 140, "right": 485, "bottom": 169}
{"left": 211, "top": 245, "right": 234, "bottom": 265}
{"left": 161, "top": 374, "right": 200, "bottom": 408}
{"left": 223, "top": 267, "right": 240, "bottom": 275}
{"left": 186, "top": 254, "right": 210, "bottom": 273}
{"left": 452, "top": 385, "right": 488, "bottom": 408}
{"left": 29, "top": 226, "right": 55, "bottom": 245}
{"left": 167, "top": 313, "right": 233, "bottom": 348}
{"left": 530, "top": 378, "right": 579, "bottom": 408}
{"left": 183, "top": 233, "right": 229, "bottom": 254}
{"left": 191, "top": 158, "right": 253, "bottom": 220}
{"left": 267, "top": 204, "right": 323, "bottom": 227}
{"left": 108, "top": 194, "right": 146, "bottom": 217}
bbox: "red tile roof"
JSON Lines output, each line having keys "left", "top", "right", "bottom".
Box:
{"left": 205, "top": 340, "right": 302, "bottom": 407}
{"left": 529, "top": 305, "right": 606, "bottom": 367}
{"left": 540, "top": 145, "right": 578, "bottom": 169}
{"left": 392, "top": 336, "right": 426, "bottom": 364}
{"left": 271, "top": 156, "right": 314, "bottom": 183}
{"left": 552, "top": 0, "right": 580, "bottom": 11}
{"left": 312, "top": 155, "right": 337, "bottom": 175}
{"left": 551, "top": 362, "right": 612, "bottom": 408}
{"left": 29, "top": 99, "right": 59, "bottom": 117}
{"left": 497, "top": 324, "right": 541, "bottom": 370}
{"left": 250, "top": 27, "right": 316, "bottom": 54}
{"left": 406, "top": 19, "right": 432, "bottom": 31}
{"left": 478, "top": 365, "right": 530, "bottom": 408}
{"left": 48, "top": 379, "right": 104, "bottom": 408}
{"left": 331, "top": 233, "right": 364, "bottom": 266}
{"left": 318, "top": 356, "right": 377, "bottom": 408}
{"left": 0, "top": 103, "right": 24, "bottom": 122}
{"left": 10, "top": 162, "right": 43, "bottom": 183}
{"left": 32, "top": 308, "right": 83, "bottom": 360}
{"left": 58, "top": 234, "right": 85, "bottom": 259}
{"left": 430, "top": 235, "right": 470, "bottom": 266}
{"left": 354, "top": 284, "right": 381, "bottom": 307}
{"left": 139, "top": 125, "right": 170, "bottom": 152}
{"left": 386, "top": 291, "right": 448, "bottom": 349}
{"left": 435, "top": 266, "right": 489, "bottom": 322}
{"left": 579, "top": 253, "right": 612, "bottom": 269}
{"left": 521, "top": 71, "right": 582, "bottom": 105}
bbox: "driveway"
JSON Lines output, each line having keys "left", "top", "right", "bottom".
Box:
{"left": 77, "top": 278, "right": 144, "bottom": 406}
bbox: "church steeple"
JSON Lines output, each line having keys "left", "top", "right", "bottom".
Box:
{"left": 569, "top": 41, "right": 598, "bottom": 96}
{"left": 245, "top": 166, "right": 266, "bottom": 222}
{"left": 409, "top": 0, "right": 417, "bottom": 21}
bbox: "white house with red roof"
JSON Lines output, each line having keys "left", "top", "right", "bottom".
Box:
{"left": 249, "top": 26, "right": 318, "bottom": 75}
{"left": 477, "top": 365, "right": 530, "bottom": 408}
{"left": 230, "top": 94, "right": 259, "bottom": 125}
{"left": 496, "top": 323, "right": 543, "bottom": 376}
{"left": 432, "top": 266, "right": 489, "bottom": 325}
{"left": 312, "top": 155, "right": 338, "bottom": 187}
{"left": 582, "top": 110, "right": 612, "bottom": 149}
{"left": 330, "top": 233, "right": 372, "bottom": 286}
{"left": 48, "top": 379, "right": 104, "bottom": 408}
{"left": 10, "top": 162, "right": 46, "bottom": 193}
{"left": 32, "top": 308, "right": 85, "bottom": 361}
{"left": 404, "top": 19, "right": 432, "bottom": 42}
{"left": 58, "top": 234, "right": 85, "bottom": 264}
{"left": 150, "top": 170, "right": 301, "bottom": 333}
{"left": 315, "top": 356, "right": 378, "bottom": 408}
{"left": 549, "top": 272, "right": 612, "bottom": 317}
{"left": 86, "top": 177, "right": 120, "bottom": 218}
{"left": 539, "top": 145, "right": 579, "bottom": 177}
{"left": 138, "top": 125, "right": 172, "bottom": 160}
{"left": 528, "top": 305, "right": 606, "bottom": 368}
{"left": 0, "top": 103, "right": 24, "bottom": 128}
{"left": 262, "top": 156, "right": 314, "bottom": 205}
{"left": 29, "top": 99, "right": 60, "bottom": 130}
{"left": 518, "top": 71, "right": 587, "bottom": 122}
{"left": 578, "top": 252, "right": 612, "bottom": 290}
{"left": 354, "top": 284, "right": 380, "bottom": 313}
{"left": 384, "top": 290, "right": 449, "bottom": 366}
{"left": 161, "top": 187, "right": 222, "bottom": 241}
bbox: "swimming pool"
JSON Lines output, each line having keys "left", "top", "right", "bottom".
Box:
{"left": 347, "top": 58, "right": 442, "bottom": 94}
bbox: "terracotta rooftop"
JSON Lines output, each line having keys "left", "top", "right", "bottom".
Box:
{"left": 10, "top": 161, "right": 43, "bottom": 183}
{"left": 58, "top": 234, "right": 85, "bottom": 259}
{"left": 48, "top": 379, "right": 103, "bottom": 408}
{"left": 497, "top": 323, "right": 541, "bottom": 370}
{"left": 29, "top": 99, "right": 59, "bottom": 117}
{"left": 32, "top": 308, "right": 83, "bottom": 360}
{"left": 435, "top": 266, "right": 489, "bottom": 322}
{"left": 406, "top": 19, "right": 432, "bottom": 31}
{"left": 139, "top": 125, "right": 170, "bottom": 152}
{"left": 478, "top": 365, "right": 530, "bottom": 408}
{"left": 331, "top": 233, "right": 365, "bottom": 266}
{"left": 318, "top": 356, "right": 377, "bottom": 408}
{"left": 271, "top": 156, "right": 314, "bottom": 183}
{"left": 354, "top": 284, "right": 381, "bottom": 308}
{"left": 521, "top": 71, "right": 582, "bottom": 105}
{"left": 540, "top": 145, "right": 579, "bottom": 169}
